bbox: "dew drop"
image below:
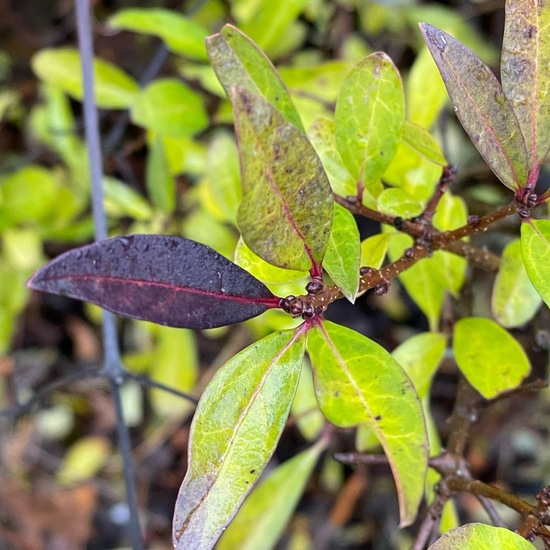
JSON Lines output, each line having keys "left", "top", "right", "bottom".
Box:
{"left": 453, "top": 105, "right": 458, "bottom": 113}
{"left": 118, "top": 237, "right": 130, "bottom": 248}
{"left": 74, "top": 250, "right": 82, "bottom": 259}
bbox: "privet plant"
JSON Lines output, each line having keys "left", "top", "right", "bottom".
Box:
{"left": 26, "top": 1, "right": 550, "bottom": 549}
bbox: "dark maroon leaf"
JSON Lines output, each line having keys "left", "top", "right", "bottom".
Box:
{"left": 27, "top": 235, "right": 280, "bottom": 329}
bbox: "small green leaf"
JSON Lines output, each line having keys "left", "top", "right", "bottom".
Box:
{"left": 377, "top": 188, "right": 424, "bottom": 218}
{"left": 234, "top": 87, "right": 333, "bottom": 272}
{"left": 429, "top": 523, "right": 535, "bottom": 549}
{"left": 402, "top": 121, "right": 447, "bottom": 166}
{"left": 492, "top": 239, "right": 542, "bottom": 327}
{"left": 521, "top": 219, "right": 550, "bottom": 308}
{"left": 217, "top": 441, "right": 324, "bottom": 550}
{"left": 103, "top": 177, "right": 153, "bottom": 221}
{"left": 109, "top": 8, "right": 208, "bottom": 61}
{"left": 173, "top": 328, "right": 305, "bottom": 549}
{"left": 131, "top": 79, "right": 208, "bottom": 138}
{"left": 335, "top": 53, "right": 405, "bottom": 187}
{"left": 323, "top": 203, "right": 361, "bottom": 302}
{"left": 146, "top": 135, "right": 176, "bottom": 214}
{"left": 31, "top": 48, "right": 139, "bottom": 109}
{"left": 307, "top": 320, "right": 428, "bottom": 527}
{"left": 420, "top": 24, "right": 529, "bottom": 191}
{"left": 501, "top": 0, "right": 550, "bottom": 166}
{"left": 206, "top": 24, "right": 304, "bottom": 131}
{"left": 392, "top": 333, "right": 447, "bottom": 399}
{"left": 57, "top": 435, "right": 111, "bottom": 486}
{"left": 291, "top": 360, "right": 325, "bottom": 441}
{"left": 360, "top": 234, "right": 390, "bottom": 269}
{"left": 453, "top": 317, "right": 531, "bottom": 399}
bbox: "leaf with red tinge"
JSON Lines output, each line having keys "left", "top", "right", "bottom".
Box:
{"left": 420, "top": 23, "right": 528, "bottom": 191}
{"left": 27, "top": 235, "right": 280, "bottom": 329}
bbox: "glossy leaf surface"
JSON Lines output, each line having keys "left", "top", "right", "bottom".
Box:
{"left": 173, "top": 329, "right": 306, "bottom": 549}
{"left": 217, "top": 441, "right": 324, "bottom": 550}
{"left": 307, "top": 320, "right": 427, "bottom": 526}
{"left": 109, "top": 8, "right": 208, "bottom": 60}
{"left": 501, "top": 0, "right": 550, "bottom": 166}
{"left": 27, "top": 235, "right": 278, "bottom": 329}
{"left": 420, "top": 24, "right": 529, "bottom": 190}
{"left": 492, "top": 239, "right": 542, "bottom": 327}
{"left": 323, "top": 203, "right": 361, "bottom": 302}
{"left": 453, "top": 317, "right": 531, "bottom": 399}
{"left": 31, "top": 48, "right": 139, "bottom": 109}
{"left": 234, "top": 87, "right": 333, "bottom": 272}
{"left": 206, "top": 24, "right": 304, "bottom": 130}
{"left": 429, "top": 523, "right": 535, "bottom": 549}
{"left": 335, "top": 52, "right": 405, "bottom": 186}
{"left": 521, "top": 219, "right": 550, "bottom": 307}
{"left": 402, "top": 121, "right": 446, "bottom": 166}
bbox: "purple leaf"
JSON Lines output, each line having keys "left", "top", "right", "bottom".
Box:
{"left": 27, "top": 235, "right": 280, "bottom": 329}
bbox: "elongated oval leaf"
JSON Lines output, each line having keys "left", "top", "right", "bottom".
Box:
{"left": 206, "top": 24, "right": 304, "bottom": 131}
{"left": 27, "top": 235, "right": 279, "bottom": 329}
{"left": 429, "top": 523, "right": 535, "bottom": 549}
{"left": 146, "top": 135, "right": 175, "bottom": 214}
{"left": 402, "top": 120, "right": 447, "bottom": 166}
{"left": 521, "top": 219, "right": 550, "bottom": 307}
{"left": 173, "top": 328, "right": 306, "bottom": 549}
{"left": 323, "top": 203, "right": 361, "bottom": 302}
{"left": 453, "top": 317, "right": 531, "bottom": 399}
{"left": 492, "top": 239, "right": 542, "bottom": 327}
{"left": 234, "top": 87, "right": 333, "bottom": 272}
{"left": 501, "top": 0, "right": 550, "bottom": 167}
{"left": 420, "top": 23, "right": 529, "bottom": 190}
{"left": 307, "top": 320, "right": 428, "bottom": 526}
{"left": 31, "top": 48, "right": 139, "bottom": 109}
{"left": 335, "top": 52, "right": 405, "bottom": 187}
{"left": 360, "top": 233, "right": 389, "bottom": 269}
{"left": 109, "top": 8, "right": 208, "bottom": 61}
{"left": 217, "top": 440, "right": 324, "bottom": 550}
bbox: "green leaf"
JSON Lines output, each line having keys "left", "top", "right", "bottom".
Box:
{"left": 108, "top": 8, "right": 208, "bottom": 61}
{"left": 492, "top": 239, "right": 542, "bottom": 328}
{"left": 308, "top": 117, "right": 356, "bottom": 198}
{"left": 420, "top": 24, "right": 529, "bottom": 191}
{"left": 360, "top": 233, "right": 389, "bottom": 269}
{"left": 291, "top": 360, "right": 325, "bottom": 441}
{"left": 146, "top": 135, "right": 176, "bottom": 214}
{"left": 217, "top": 441, "right": 324, "bottom": 550}
{"left": 233, "top": 87, "right": 333, "bottom": 272}
{"left": 501, "top": 0, "right": 550, "bottom": 166}
{"left": 173, "top": 328, "right": 305, "bottom": 549}
{"left": 31, "top": 48, "right": 139, "bottom": 109}
{"left": 429, "top": 523, "right": 535, "bottom": 549}
{"left": 521, "top": 219, "right": 550, "bottom": 308}
{"left": 453, "top": 317, "right": 531, "bottom": 399}
{"left": 323, "top": 203, "right": 361, "bottom": 302}
{"left": 377, "top": 188, "right": 424, "bottom": 218}
{"left": 206, "top": 24, "right": 304, "bottom": 131}
{"left": 402, "top": 121, "right": 446, "bottom": 166}
{"left": 103, "top": 177, "right": 153, "bottom": 221}
{"left": 391, "top": 333, "right": 447, "bottom": 399}
{"left": 131, "top": 78, "right": 208, "bottom": 138}
{"left": 307, "top": 320, "right": 428, "bottom": 526}
{"left": 335, "top": 53, "right": 405, "bottom": 187}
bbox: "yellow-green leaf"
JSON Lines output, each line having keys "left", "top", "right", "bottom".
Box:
{"left": 453, "top": 317, "right": 531, "bottom": 399}
{"left": 377, "top": 188, "right": 424, "bottom": 218}
{"left": 307, "top": 320, "right": 428, "bottom": 526}
{"left": 492, "top": 239, "right": 542, "bottom": 327}
{"left": 291, "top": 360, "right": 325, "bottom": 441}
{"left": 521, "top": 219, "right": 550, "bottom": 308}
{"left": 429, "top": 523, "right": 535, "bottom": 549}
{"left": 146, "top": 135, "right": 175, "bottom": 214}
{"left": 402, "top": 120, "right": 446, "bottom": 166}
{"left": 360, "top": 233, "right": 390, "bottom": 269}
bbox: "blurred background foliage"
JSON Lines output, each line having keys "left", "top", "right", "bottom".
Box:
{"left": 0, "top": 1, "right": 548, "bottom": 549}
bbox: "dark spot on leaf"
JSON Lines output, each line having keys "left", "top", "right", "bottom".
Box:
{"left": 375, "top": 415, "right": 382, "bottom": 421}
{"left": 250, "top": 469, "right": 256, "bottom": 474}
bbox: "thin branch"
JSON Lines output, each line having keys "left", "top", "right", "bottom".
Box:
{"left": 127, "top": 373, "right": 199, "bottom": 404}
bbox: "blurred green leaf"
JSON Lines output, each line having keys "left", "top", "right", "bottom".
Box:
{"left": 131, "top": 79, "right": 208, "bottom": 138}
{"left": 501, "top": 0, "right": 550, "bottom": 166}
{"left": 323, "top": 203, "right": 361, "bottom": 302}
{"left": 521, "top": 219, "right": 550, "bottom": 308}
{"left": 218, "top": 441, "right": 324, "bottom": 550}
{"left": 420, "top": 24, "right": 528, "bottom": 191}
{"left": 234, "top": 87, "right": 333, "bottom": 272}
{"left": 207, "top": 24, "right": 304, "bottom": 131}
{"left": 377, "top": 188, "right": 424, "bottom": 218}
{"left": 307, "top": 320, "right": 427, "bottom": 527}
{"left": 146, "top": 135, "right": 176, "bottom": 214}
{"left": 492, "top": 239, "right": 542, "bottom": 327}
{"left": 453, "top": 317, "right": 531, "bottom": 399}
{"left": 103, "top": 177, "right": 153, "bottom": 221}
{"left": 429, "top": 523, "right": 535, "bottom": 549}
{"left": 360, "top": 233, "right": 390, "bottom": 269}
{"left": 291, "top": 360, "right": 325, "bottom": 441}
{"left": 335, "top": 53, "right": 405, "bottom": 188}
{"left": 402, "top": 121, "right": 446, "bottom": 166}
{"left": 173, "top": 328, "right": 305, "bottom": 549}
{"left": 32, "top": 48, "right": 139, "bottom": 108}
{"left": 109, "top": 8, "right": 208, "bottom": 61}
